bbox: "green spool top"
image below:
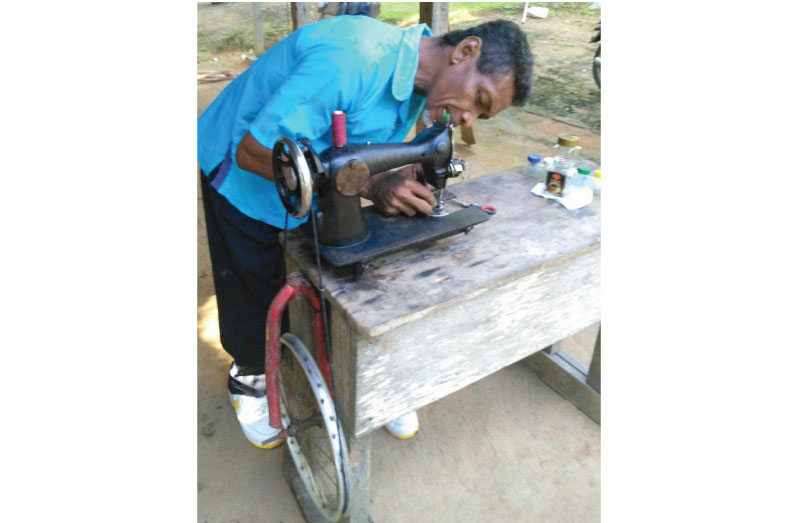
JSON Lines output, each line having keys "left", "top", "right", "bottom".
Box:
{"left": 577, "top": 165, "right": 592, "bottom": 175}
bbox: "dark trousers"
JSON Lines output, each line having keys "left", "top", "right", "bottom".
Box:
{"left": 200, "top": 170, "right": 288, "bottom": 378}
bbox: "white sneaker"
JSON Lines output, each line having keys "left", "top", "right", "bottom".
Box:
{"left": 384, "top": 411, "right": 419, "bottom": 439}
{"left": 229, "top": 393, "right": 285, "bottom": 449}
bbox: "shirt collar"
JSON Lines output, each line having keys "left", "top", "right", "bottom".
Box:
{"left": 391, "top": 23, "right": 433, "bottom": 101}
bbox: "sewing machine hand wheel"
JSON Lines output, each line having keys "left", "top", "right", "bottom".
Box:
{"left": 273, "top": 137, "right": 314, "bottom": 219}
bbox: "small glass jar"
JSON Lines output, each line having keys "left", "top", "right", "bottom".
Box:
{"left": 532, "top": 161, "right": 549, "bottom": 183}
{"left": 524, "top": 153, "right": 543, "bottom": 179}
{"left": 552, "top": 134, "right": 582, "bottom": 162}
{"left": 545, "top": 157, "right": 575, "bottom": 197}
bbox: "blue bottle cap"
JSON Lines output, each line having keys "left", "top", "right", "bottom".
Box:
{"left": 527, "top": 153, "right": 542, "bottom": 164}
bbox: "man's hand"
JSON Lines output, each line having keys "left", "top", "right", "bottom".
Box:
{"left": 360, "top": 164, "right": 437, "bottom": 216}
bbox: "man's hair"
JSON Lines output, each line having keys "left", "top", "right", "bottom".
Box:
{"left": 440, "top": 20, "right": 533, "bottom": 106}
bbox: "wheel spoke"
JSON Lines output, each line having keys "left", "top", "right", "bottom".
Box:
{"left": 306, "top": 442, "right": 338, "bottom": 501}
{"left": 309, "top": 436, "right": 333, "bottom": 462}
{"left": 278, "top": 333, "right": 348, "bottom": 519}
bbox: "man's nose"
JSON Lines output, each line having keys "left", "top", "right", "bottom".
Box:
{"left": 461, "top": 111, "right": 477, "bottom": 128}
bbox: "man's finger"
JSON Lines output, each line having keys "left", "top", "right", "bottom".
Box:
{"left": 408, "top": 181, "right": 438, "bottom": 207}
{"left": 392, "top": 199, "right": 416, "bottom": 216}
{"left": 394, "top": 181, "right": 434, "bottom": 213}
{"left": 404, "top": 193, "right": 434, "bottom": 215}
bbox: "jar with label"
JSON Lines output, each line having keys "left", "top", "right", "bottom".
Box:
{"left": 545, "top": 156, "right": 575, "bottom": 197}
{"left": 546, "top": 134, "right": 581, "bottom": 197}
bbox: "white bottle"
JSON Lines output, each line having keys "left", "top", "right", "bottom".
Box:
{"left": 523, "top": 153, "right": 547, "bottom": 182}
{"left": 571, "top": 164, "right": 593, "bottom": 190}
{"left": 552, "top": 134, "right": 582, "bottom": 162}
{"left": 591, "top": 169, "right": 601, "bottom": 195}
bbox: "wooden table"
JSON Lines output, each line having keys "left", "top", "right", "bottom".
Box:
{"left": 283, "top": 166, "right": 601, "bottom": 522}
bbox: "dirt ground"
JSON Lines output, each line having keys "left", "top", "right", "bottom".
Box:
{"left": 198, "top": 4, "right": 600, "bottom": 522}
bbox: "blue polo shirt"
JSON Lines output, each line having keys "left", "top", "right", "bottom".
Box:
{"left": 197, "top": 16, "right": 432, "bottom": 228}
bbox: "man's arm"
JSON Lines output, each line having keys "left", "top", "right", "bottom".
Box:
{"left": 236, "top": 132, "right": 275, "bottom": 181}
{"left": 237, "top": 132, "right": 436, "bottom": 216}
{"left": 236, "top": 45, "right": 436, "bottom": 215}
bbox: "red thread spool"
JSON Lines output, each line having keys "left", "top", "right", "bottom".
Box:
{"left": 332, "top": 110, "right": 346, "bottom": 147}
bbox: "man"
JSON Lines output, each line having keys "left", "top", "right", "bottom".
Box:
{"left": 198, "top": 15, "right": 532, "bottom": 448}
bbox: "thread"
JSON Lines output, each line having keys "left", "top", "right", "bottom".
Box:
{"left": 332, "top": 110, "right": 346, "bottom": 147}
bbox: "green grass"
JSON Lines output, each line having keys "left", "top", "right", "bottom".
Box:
{"left": 450, "top": 2, "right": 522, "bottom": 13}
{"left": 379, "top": 2, "right": 522, "bottom": 24}
{"left": 534, "top": 2, "right": 595, "bottom": 16}
{"left": 198, "top": 2, "right": 294, "bottom": 57}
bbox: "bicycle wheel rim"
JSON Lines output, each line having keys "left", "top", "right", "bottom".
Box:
{"left": 279, "top": 333, "right": 350, "bottom": 521}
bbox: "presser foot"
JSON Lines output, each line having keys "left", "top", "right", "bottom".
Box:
{"left": 429, "top": 204, "right": 449, "bottom": 217}
{"left": 429, "top": 190, "right": 449, "bottom": 217}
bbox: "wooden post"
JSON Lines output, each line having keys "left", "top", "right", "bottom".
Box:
{"left": 252, "top": 3, "right": 264, "bottom": 55}
{"left": 291, "top": 2, "right": 313, "bottom": 31}
{"left": 318, "top": 2, "right": 341, "bottom": 18}
{"left": 419, "top": 2, "right": 449, "bottom": 35}
{"left": 460, "top": 124, "right": 476, "bottom": 145}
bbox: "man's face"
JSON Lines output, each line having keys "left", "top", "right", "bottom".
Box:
{"left": 424, "top": 46, "right": 515, "bottom": 128}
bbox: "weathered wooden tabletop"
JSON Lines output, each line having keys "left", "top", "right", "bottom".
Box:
{"left": 284, "top": 166, "right": 601, "bottom": 338}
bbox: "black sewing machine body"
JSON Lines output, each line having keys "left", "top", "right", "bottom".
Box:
{"left": 314, "top": 123, "right": 458, "bottom": 247}
{"left": 273, "top": 120, "right": 490, "bottom": 274}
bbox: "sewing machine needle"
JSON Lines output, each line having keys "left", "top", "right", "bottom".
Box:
{"left": 430, "top": 188, "right": 448, "bottom": 217}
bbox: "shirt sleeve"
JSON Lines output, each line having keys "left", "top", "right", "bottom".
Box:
{"left": 247, "top": 48, "right": 357, "bottom": 155}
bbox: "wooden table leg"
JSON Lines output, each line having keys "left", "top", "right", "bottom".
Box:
{"left": 330, "top": 305, "right": 371, "bottom": 522}
{"left": 341, "top": 435, "right": 371, "bottom": 523}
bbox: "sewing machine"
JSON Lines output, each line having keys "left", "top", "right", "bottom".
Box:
{"left": 272, "top": 112, "right": 491, "bottom": 277}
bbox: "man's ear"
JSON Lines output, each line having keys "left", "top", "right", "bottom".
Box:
{"left": 451, "top": 36, "right": 482, "bottom": 64}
